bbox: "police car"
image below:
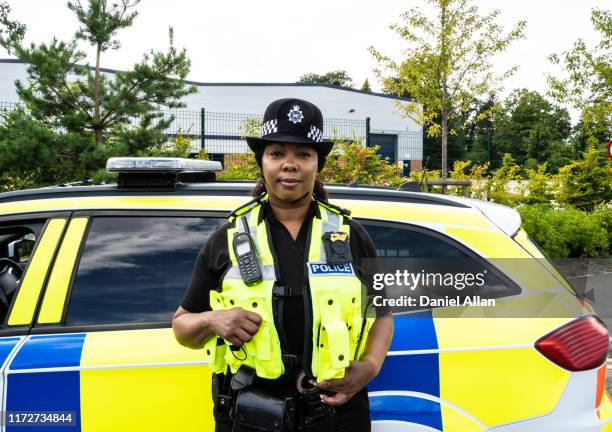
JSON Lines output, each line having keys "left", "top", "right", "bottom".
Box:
{"left": 0, "top": 157, "right": 608, "bottom": 432}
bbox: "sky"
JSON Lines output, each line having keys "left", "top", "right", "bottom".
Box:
{"left": 0, "top": 0, "right": 608, "bottom": 107}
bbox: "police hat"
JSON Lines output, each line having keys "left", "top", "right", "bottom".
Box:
{"left": 246, "top": 98, "right": 334, "bottom": 159}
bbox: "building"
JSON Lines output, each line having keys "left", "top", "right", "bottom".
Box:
{"left": 0, "top": 59, "right": 423, "bottom": 172}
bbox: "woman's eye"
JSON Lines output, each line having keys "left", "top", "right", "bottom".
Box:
{"left": 270, "top": 151, "right": 282, "bottom": 157}
{"left": 298, "top": 152, "right": 311, "bottom": 158}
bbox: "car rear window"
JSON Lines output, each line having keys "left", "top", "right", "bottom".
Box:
{"left": 361, "top": 221, "right": 521, "bottom": 311}
{"left": 64, "top": 216, "right": 224, "bottom": 326}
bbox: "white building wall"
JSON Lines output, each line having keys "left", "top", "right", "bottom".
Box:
{"left": 0, "top": 60, "right": 423, "bottom": 164}
{"left": 181, "top": 84, "right": 420, "bottom": 132}
{"left": 0, "top": 62, "right": 28, "bottom": 104}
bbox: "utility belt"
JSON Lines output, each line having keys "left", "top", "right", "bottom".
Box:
{"left": 213, "top": 366, "right": 337, "bottom": 432}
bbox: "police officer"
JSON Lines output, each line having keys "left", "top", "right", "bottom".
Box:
{"left": 173, "top": 98, "right": 393, "bottom": 432}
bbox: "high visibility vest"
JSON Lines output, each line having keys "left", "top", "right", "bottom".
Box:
{"left": 203, "top": 194, "right": 375, "bottom": 381}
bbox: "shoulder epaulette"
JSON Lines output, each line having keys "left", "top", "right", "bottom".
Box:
{"left": 316, "top": 198, "right": 352, "bottom": 218}
{"left": 228, "top": 192, "right": 267, "bottom": 222}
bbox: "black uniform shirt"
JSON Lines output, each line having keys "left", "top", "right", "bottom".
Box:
{"left": 182, "top": 199, "right": 387, "bottom": 427}
{"left": 182, "top": 199, "right": 387, "bottom": 356}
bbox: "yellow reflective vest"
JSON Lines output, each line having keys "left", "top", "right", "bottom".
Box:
{"left": 203, "top": 194, "right": 375, "bottom": 381}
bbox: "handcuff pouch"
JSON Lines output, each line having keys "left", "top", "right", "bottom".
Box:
{"left": 233, "top": 387, "right": 295, "bottom": 432}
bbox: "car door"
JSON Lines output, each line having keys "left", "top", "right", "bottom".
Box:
{"left": 3, "top": 211, "right": 226, "bottom": 432}
{"left": 0, "top": 214, "right": 69, "bottom": 431}
{"left": 360, "top": 219, "right": 575, "bottom": 431}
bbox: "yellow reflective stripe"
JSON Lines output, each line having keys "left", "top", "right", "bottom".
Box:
{"left": 309, "top": 217, "right": 323, "bottom": 262}
{"left": 37, "top": 217, "right": 89, "bottom": 324}
{"left": 8, "top": 218, "right": 67, "bottom": 326}
{"left": 248, "top": 206, "right": 259, "bottom": 231}
{"left": 257, "top": 216, "right": 274, "bottom": 266}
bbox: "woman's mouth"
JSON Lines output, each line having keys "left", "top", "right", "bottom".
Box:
{"left": 278, "top": 178, "right": 301, "bottom": 187}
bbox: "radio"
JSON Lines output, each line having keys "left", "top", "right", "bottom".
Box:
{"left": 232, "top": 232, "right": 263, "bottom": 286}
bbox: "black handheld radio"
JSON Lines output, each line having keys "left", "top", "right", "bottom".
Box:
{"left": 232, "top": 232, "right": 263, "bottom": 286}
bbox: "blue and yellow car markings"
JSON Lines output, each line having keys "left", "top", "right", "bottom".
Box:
{"left": 369, "top": 310, "right": 442, "bottom": 428}
{"left": 370, "top": 393, "right": 443, "bottom": 430}
{"left": 6, "top": 371, "right": 81, "bottom": 432}
{"left": 0, "top": 337, "right": 21, "bottom": 369}
{"left": 10, "top": 334, "right": 85, "bottom": 370}
{"left": 6, "top": 334, "right": 84, "bottom": 432}
{"left": 4, "top": 329, "right": 215, "bottom": 432}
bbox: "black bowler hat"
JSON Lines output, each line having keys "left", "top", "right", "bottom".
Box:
{"left": 246, "top": 98, "right": 334, "bottom": 158}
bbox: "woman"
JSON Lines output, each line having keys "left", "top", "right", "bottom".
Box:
{"left": 172, "top": 98, "right": 393, "bottom": 432}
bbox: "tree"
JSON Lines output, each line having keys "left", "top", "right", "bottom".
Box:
{"left": 298, "top": 70, "right": 354, "bottom": 87}
{"left": 0, "top": 1, "right": 195, "bottom": 185}
{"left": 556, "top": 145, "right": 612, "bottom": 212}
{"left": 548, "top": 8, "right": 611, "bottom": 149}
{"left": 361, "top": 79, "right": 372, "bottom": 92}
{"left": 370, "top": 0, "right": 525, "bottom": 189}
{"left": 493, "top": 89, "right": 572, "bottom": 171}
{"left": 463, "top": 94, "right": 495, "bottom": 165}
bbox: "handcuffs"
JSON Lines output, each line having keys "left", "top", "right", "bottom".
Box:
{"left": 215, "top": 366, "right": 337, "bottom": 431}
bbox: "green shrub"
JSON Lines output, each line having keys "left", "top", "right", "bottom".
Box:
{"left": 409, "top": 168, "right": 442, "bottom": 193}
{"left": 518, "top": 204, "right": 609, "bottom": 258}
{"left": 591, "top": 203, "right": 612, "bottom": 250}
{"left": 320, "top": 139, "right": 405, "bottom": 188}
{"left": 448, "top": 160, "right": 491, "bottom": 199}
{"left": 217, "top": 152, "right": 260, "bottom": 181}
{"left": 522, "top": 163, "right": 555, "bottom": 204}
{"left": 488, "top": 154, "right": 523, "bottom": 206}
{"left": 556, "top": 145, "right": 612, "bottom": 211}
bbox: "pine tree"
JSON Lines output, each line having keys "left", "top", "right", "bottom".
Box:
{"left": 361, "top": 79, "right": 372, "bottom": 92}
{"left": 0, "top": 0, "right": 196, "bottom": 186}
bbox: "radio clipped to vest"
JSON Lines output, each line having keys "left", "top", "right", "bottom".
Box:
{"left": 233, "top": 231, "right": 263, "bottom": 286}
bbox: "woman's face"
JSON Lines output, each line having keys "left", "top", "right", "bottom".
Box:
{"left": 261, "top": 143, "right": 318, "bottom": 204}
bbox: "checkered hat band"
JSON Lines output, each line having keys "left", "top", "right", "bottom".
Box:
{"left": 260, "top": 119, "right": 278, "bottom": 137}
{"left": 307, "top": 125, "right": 323, "bottom": 142}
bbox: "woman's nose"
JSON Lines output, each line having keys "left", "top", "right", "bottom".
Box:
{"left": 282, "top": 154, "right": 298, "bottom": 171}
{"left": 282, "top": 161, "right": 297, "bottom": 172}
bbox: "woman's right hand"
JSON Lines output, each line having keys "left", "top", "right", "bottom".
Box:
{"left": 210, "top": 308, "right": 262, "bottom": 346}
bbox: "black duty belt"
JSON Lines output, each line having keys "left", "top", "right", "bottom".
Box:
{"left": 214, "top": 366, "right": 337, "bottom": 432}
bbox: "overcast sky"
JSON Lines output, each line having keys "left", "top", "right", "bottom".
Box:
{"left": 0, "top": 0, "right": 608, "bottom": 103}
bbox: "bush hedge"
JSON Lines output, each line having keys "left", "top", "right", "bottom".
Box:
{"left": 518, "top": 204, "right": 611, "bottom": 258}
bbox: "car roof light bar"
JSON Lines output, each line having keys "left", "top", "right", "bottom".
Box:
{"left": 107, "top": 157, "right": 222, "bottom": 173}
{"left": 107, "top": 157, "right": 223, "bottom": 189}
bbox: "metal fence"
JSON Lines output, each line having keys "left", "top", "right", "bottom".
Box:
{"left": 0, "top": 102, "right": 373, "bottom": 154}
{"left": 0, "top": 102, "right": 423, "bottom": 170}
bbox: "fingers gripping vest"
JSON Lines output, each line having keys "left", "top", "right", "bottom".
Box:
{"left": 203, "top": 195, "right": 374, "bottom": 381}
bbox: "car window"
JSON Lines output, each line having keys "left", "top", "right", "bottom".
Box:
{"left": 64, "top": 216, "right": 225, "bottom": 326}
{"left": 360, "top": 220, "right": 520, "bottom": 311}
{"left": 364, "top": 224, "right": 467, "bottom": 258}
{"left": 0, "top": 220, "right": 46, "bottom": 323}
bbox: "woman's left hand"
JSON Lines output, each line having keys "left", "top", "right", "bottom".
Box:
{"left": 315, "top": 358, "right": 378, "bottom": 406}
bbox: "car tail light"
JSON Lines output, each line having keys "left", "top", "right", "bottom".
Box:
{"left": 535, "top": 316, "right": 608, "bottom": 371}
